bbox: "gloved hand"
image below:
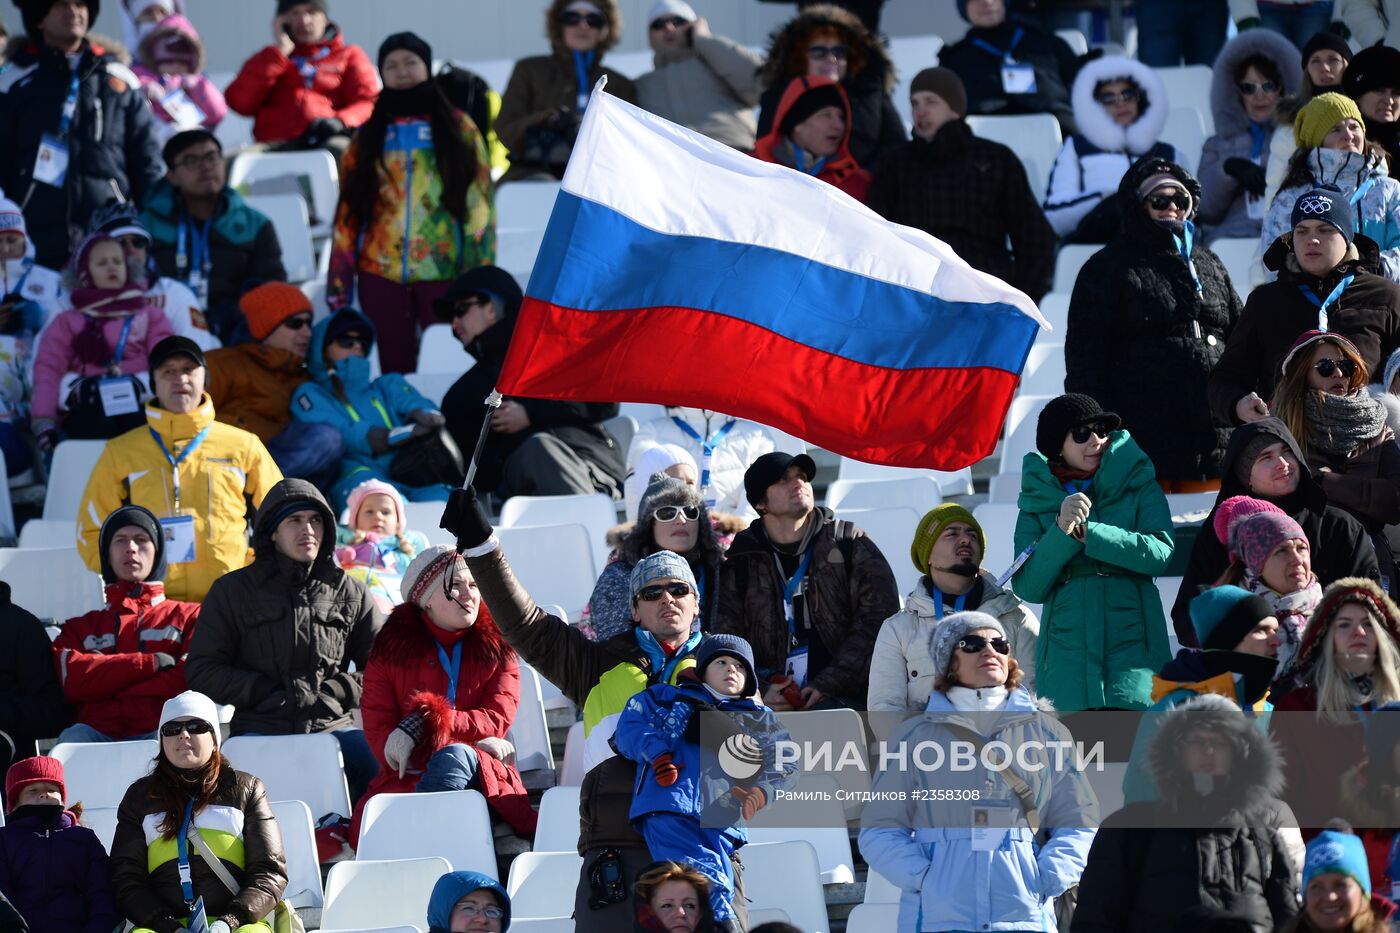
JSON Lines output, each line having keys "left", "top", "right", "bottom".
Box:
{"left": 652, "top": 752, "right": 681, "bottom": 787}
{"left": 384, "top": 727, "right": 417, "bottom": 778}
{"left": 299, "top": 116, "right": 347, "bottom": 149}
{"left": 32, "top": 417, "right": 58, "bottom": 454}
{"left": 441, "top": 486, "right": 494, "bottom": 552}
{"left": 1223, "top": 157, "right": 1267, "bottom": 196}
{"left": 366, "top": 426, "right": 392, "bottom": 455}
{"left": 475, "top": 736, "right": 515, "bottom": 762}
{"left": 730, "top": 785, "right": 766, "bottom": 820}
{"left": 410, "top": 408, "right": 447, "bottom": 428}
{"left": 1057, "top": 492, "right": 1091, "bottom": 534}
{"left": 152, "top": 652, "right": 177, "bottom": 671}
{"left": 209, "top": 921, "right": 231, "bottom": 933}
{"left": 1236, "top": 16, "right": 1261, "bottom": 29}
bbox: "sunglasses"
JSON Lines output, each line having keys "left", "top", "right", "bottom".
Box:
{"left": 332, "top": 335, "right": 369, "bottom": 350}
{"left": 1145, "top": 193, "right": 1191, "bottom": 211}
{"left": 650, "top": 15, "right": 689, "bottom": 30}
{"left": 637, "top": 582, "right": 693, "bottom": 601}
{"left": 116, "top": 235, "right": 149, "bottom": 250}
{"left": 1071, "top": 421, "right": 1114, "bottom": 444}
{"left": 559, "top": 10, "right": 606, "bottom": 28}
{"left": 957, "top": 635, "right": 1010, "bottom": 655}
{"left": 280, "top": 315, "right": 313, "bottom": 331}
{"left": 452, "top": 295, "right": 492, "bottom": 318}
{"left": 807, "top": 44, "right": 849, "bottom": 61}
{"left": 1315, "top": 357, "right": 1358, "bottom": 379}
{"left": 1095, "top": 88, "right": 1140, "bottom": 105}
{"left": 1237, "top": 80, "right": 1280, "bottom": 96}
{"left": 160, "top": 719, "right": 215, "bottom": 738}
{"left": 653, "top": 505, "right": 699, "bottom": 523}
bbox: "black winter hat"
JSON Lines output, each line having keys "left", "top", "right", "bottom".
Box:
{"left": 778, "top": 81, "right": 846, "bottom": 136}
{"left": 98, "top": 504, "right": 166, "bottom": 584}
{"left": 696, "top": 633, "right": 758, "bottom": 697}
{"left": 434, "top": 265, "right": 523, "bottom": 323}
{"left": 15, "top": 0, "right": 98, "bottom": 38}
{"left": 1301, "top": 31, "right": 1352, "bottom": 70}
{"left": 1035, "top": 393, "right": 1120, "bottom": 461}
{"left": 148, "top": 335, "right": 205, "bottom": 382}
{"left": 1343, "top": 45, "right": 1400, "bottom": 100}
{"left": 743, "top": 451, "right": 816, "bottom": 507}
{"left": 377, "top": 31, "right": 431, "bottom": 75}
{"left": 277, "top": 0, "right": 326, "bottom": 14}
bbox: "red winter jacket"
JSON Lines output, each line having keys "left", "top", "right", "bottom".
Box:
{"left": 224, "top": 25, "right": 378, "bottom": 143}
{"left": 52, "top": 582, "right": 199, "bottom": 738}
{"left": 753, "top": 75, "right": 871, "bottom": 203}
{"left": 352, "top": 603, "right": 538, "bottom": 842}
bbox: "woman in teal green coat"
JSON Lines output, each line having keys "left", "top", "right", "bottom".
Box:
{"left": 1013, "top": 393, "right": 1176, "bottom": 710}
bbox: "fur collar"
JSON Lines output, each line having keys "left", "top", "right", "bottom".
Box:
{"left": 369, "top": 602, "right": 511, "bottom": 668}
{"left": 1071, "top": 56, "right": 1170, "bottom": 155}
{"left": 1146, "top": 694, "right": 1284, "bottom": 815}
{"left": 1209, "top": 29, "right": 1304, "bottom": 137}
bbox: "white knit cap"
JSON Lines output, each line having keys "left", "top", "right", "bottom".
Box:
{"left": 648, "top": 0, "right": 698, "bottom": 22}
{"left": 0, "top": 190, "right": 25, "bottom": 238}
{"left": 159, "top": 690, "right": 222, "bottom": 747}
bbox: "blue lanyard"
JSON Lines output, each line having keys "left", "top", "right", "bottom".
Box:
{"left": 436, "top": 640, "right": 463, "bottom": 706}
{"left": 1063, "top": 478, "right": 1093, "bottom": 494}
{"left": 111, "top": 314, "right": 134, "bottom": 367}
{"left": 787, "top": 139, "right": 829, "bottom": 177}
{"left": 1171, "top": 221, "right": 1203, "bottom": 299}
{"left": 782, "top": 547, "right": 816, "bottom": 639}
{"left": 1351, "top": 177, "right": 1375, "bottom": 228}
{"left": 971, "top": 27, "right": 1024, "bottom": 62}
{"left": 932, "top": 589, "right": 967, "bottom": 621}
{"left": 573, "top": 50, "right": 595, "bottom": 110}
{"left": 176, "top": 217, "right": 212, "bottom": 281}
{"left": 996, "top": 541, "right": 1037, "bottom": 589}
{"left": 1299, "top": 273, "right": 1353, "bottom": 332}
{"left": 58, "top": 64, "right": 81, "bottom": 136}
{"left": 148, "top": 425, "right": 210, "bottom": 511}
{"left": 669, "top": 416, "right": 736, "bottom": 493}
{"left": 175, "top": 798, "right": 196, "bottom": 908}
{"left": 1248, "top": 121, "right": 1268, "bottom": 161}
{"left": 290, "top": 44, "right": 331, "bottom": 89}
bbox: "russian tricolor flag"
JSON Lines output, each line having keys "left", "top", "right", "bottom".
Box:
{"left": 497, "top": 84, "right": 1047, "bottom": 469}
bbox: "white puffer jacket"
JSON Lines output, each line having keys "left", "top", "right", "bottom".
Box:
{"left": 627, "top": 407, "right": 785, "bottom": 521}
{"left": 1044, "top": 56, "right": 1177, "bottom": 237}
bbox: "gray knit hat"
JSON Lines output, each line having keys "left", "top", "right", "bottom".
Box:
{"left": 928, "top": 611, "right": 1008, "bottom": 681}
{"left": 638, "top": 472, "right": 701, "bottom": 527}
{"left": 629, "top": 549, "right": 698, "bottom": 599}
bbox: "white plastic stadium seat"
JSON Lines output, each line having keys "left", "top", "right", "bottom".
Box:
{"left": 499, "top": 493, "right": 616, "bottom": 576}
{"left": 971, "top": 503, "right": 1023, "bottom": 582}
{"left": 228, "top": 149, "right": 339, "bottom": 237}
{"left": 835, "top": 459, "right": 975, "bottom": 497}
{"left": 1153, "top": 66, "right": 1215, "bottom": 134}
{"left": 1052, "top": 244, "right": 1099, "bottom": 294}
{"left": 777, "top": 709, "right": 870, "bottom": 820}
{"left": 271, "top": 799, "right": 325, "bottom": 910}
{"left": 1018, "top": 341, "right": 1066, "bottom": 398}
{"left": 401, "top": 499, "right": 454, "bottom": 548}
{"left": 887, "top": 34, "right": 944, "bottom": 128}
{"left": 999, "top": 397, "right": 1053, "bottom": 475}
{"left": 1209, "top": 236, "right": 1257, "bottom": 301}
{"left": 81, "top": 806, "right": 119, "bottom": 852}
{"left": 746, "top": 775, "right": 855, "bottom": 884}
{"left": 512, "top": 662, "right": 556, "bottom": 773}
{"left": 356, "top": 790, "right": 499, "bottom": 879}
{"left": 321, "top": 857, "right": 450, "bottom": 931}
{"left": 739, "top": 841, "right": 830, "bottom": 933}
{"left": 1054, "top": 28, "right": 1089, "bottom": 54}
{"left": 1004, "top": 394, "right": 1052, "bottom": 441}
{"left": 847, "top": 902, "right": 901, "bottom": 930}
{"left": 508, "top": 920, "right": 573, "bottom": 932}
{"left": 864, "top": 866, "right": 901, "bottom": 902}
{"left": 1163, "top": 107, "right": 1206, "bottom": 176}
{"left": 0, "top": 447, "right": 13, "bottom": 541}
{"left": 1038, "top": 292, "right": 1069, "bottom": 334}
{"left": 51, "top": 740, "right": 159, "bottom": 809}
{"left": 244, "top": 194, "right": 316, "bottom": 283}
{"left": 416, "top": 323, "right": 476, "bottom": 375}
{"left": 495, "top": 523, "right": 597, "bottom": 622}
{"left": 507, "top": 851, "right": 584, "bottom": 919}
{"left": 826, "top": 476, "right": 942, "bottom": 513}
{"left": 533, "top": 785, "right": 582, "bottom": 853}
{"left": 966, "top": 113, "right": 1062, "bottom": 199}
{"left": 221, "top": 733, "right": 351, "bottom": 822}
{"left": 319, "top": 927, "right": 423, "bottom": 933}
{"left": 987, "top": 472, "right": 1022, "bottom": 504}
{"left": 0, "top": 547, "right": 104, "bottom": 622}
{"left": 18, "top": 518, "right": 77, "bottom": 549}
{"left": 559, "top": 720, "right": 586, "bottom": 786}
{"left": 522, "top": 657, "right": 572, "bottom": 712}
{"left": 43, "top": 440, "right": 106, "bottom": 520}
{"left": 402, "top": 371, "right": 460, "bottom": 411}
{"left": 833, "top": 507, "right": 923, "bottom": 597}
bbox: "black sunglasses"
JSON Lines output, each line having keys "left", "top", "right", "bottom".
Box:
{"left": 280, "top": 315, "right": 313, "bottom": 331}
{"left": 452, "top": 294, "right": 491, "bottom": 318}
{"left": 1315, "top": 357, "right": 1358, "bottom": 379}
{"left": 957, "top": 635, "right": 1010, "bottom": 655}
{"left": 652, "top": 505, "right": 699, "bottom": 523}
{"left": 637, "top": 582, "right": 693, "bottom": 601}
{"left": 160, "top": 719, "right": 215, "bottom": 738}
{"left": 650, "top": 15, "right": 689, "bottom": 30}
{"left": 1071, "top": 421, "right": 1114, "bottom": 444}
{"left": 1145, "top": 193, "right": 1191, "bottom": 211}
{"left": 559, "top": 10, "right": 606, "bottom": 28}
{"left": 1237, "top": 80, "right": 1280, "bottom": 96}
{"left": 1095, "top": 88, "right": 1140, "bottom": 105}
{"left": 332, "top": 335, "right": 369, "bottom": 350}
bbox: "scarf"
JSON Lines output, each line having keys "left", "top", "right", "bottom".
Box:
{"left": 1049, "top": 462, "right": 1096, "bottom": 487}
{"left": 68, "top": 290, "right": 148, "bottom": 368}
{"left": 1250, "top": 574, "right": 1322, "bottom": 678}
{"left": 1304, "top": 390, "right": 1389, "bottom": 456}
{"left": 379, "top": 82, "right": 438, "bottom": 118}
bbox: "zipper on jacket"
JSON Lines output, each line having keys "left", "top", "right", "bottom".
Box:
{"left": 401, "top": 138, "right": 414, "bottom": 283}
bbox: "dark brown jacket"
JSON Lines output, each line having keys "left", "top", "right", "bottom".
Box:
{"left": 205, "top": 343, "right": 308, "bottom": 442}
{"left": 110, "top": 768, "right": 287, "bottom": 932}
{"left": 495, "top": 51, "right": 636, "bottom": 177}
{"left": 1310, "top": 428, "right": 1400, "bottom": 532}
{"left": 464, "top": 545, "right": 701, "bottom": 853}
{"left": 714, "top": 508, "right": 899, "bottom": 700}
{"left": 186, "top": 479, "right": 380, "bottom": 735}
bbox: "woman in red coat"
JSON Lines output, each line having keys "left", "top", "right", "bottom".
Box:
{"left": 352, "top": 545, "right": 537, "bottom": 842}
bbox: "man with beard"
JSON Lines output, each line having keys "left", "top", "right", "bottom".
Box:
{"left": 867, "top": 504, "right": 1041, "bottom": 728}
{"left": 714, "top": 452, "right": 899, "bottom": 711}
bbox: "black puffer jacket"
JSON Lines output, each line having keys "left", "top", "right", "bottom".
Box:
{"left": 1208, "top": 235, "right": 1400, "bottom": 425}
{"left": 1073, "top": 694, "right": 1299, "bottom": 933}
{"left": 0, "top": 581, "right": 68, "bottom": 769}
{"left": 185, "top": 479, "right": 381, "bottom": 735}
{"left": 1170, "top": 418, "right": 1378, "bottom": 645}
{"left": 0, "top": 36, "right": 163, "bottom": 268}
{"left": 1065, "top": 157, "right": 1243, "bottom": 482}
{"left": 938, "top": 15, "right": 1078, "bottom": 137}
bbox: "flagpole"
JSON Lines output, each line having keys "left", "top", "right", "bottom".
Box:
{"left": 462, "top": 389, "right": 503, "bottom": 490}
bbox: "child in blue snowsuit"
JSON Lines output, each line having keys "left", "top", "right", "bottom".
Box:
{"left": 613, "top": 633, "right": 796, "bottom": 928}
{"left": 289, "top": 307, "right": 455, "bottom": 511}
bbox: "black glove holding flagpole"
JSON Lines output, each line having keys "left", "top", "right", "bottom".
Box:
{"left": 440, "top": 390, "right": 503, "bottom": 552}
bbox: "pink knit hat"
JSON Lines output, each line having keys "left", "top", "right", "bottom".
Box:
{"left": 1235, "top": 511, "right": 1309, "bottom": 577}
{"left": 346, "top": 479, "right": 406, "bottom": 535}
{"left": 1213, "top": 495, "right": 1287, "bottom": 561}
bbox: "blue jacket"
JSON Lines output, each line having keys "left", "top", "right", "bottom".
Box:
{"left": 0, "top": 805, "right": 122, "bottom": 933}
{"left": 612, "top": 677, "right": 796, "bottom": 835}
{"left": 289, "top": 309, "right": 438, "bottom": 491}
{"left": 858, "top": 687, "right": 1099, "bottom": 932}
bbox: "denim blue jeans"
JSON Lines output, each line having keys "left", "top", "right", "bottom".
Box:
{"left": 1136, "top": 0, "right": 1229, "bottom": 66}
{"left": 331, "top": 727, "right": 377, "bottom": 805}
{"left": 55, "top": 723, "right": 158, "bottom": 743}
{"left": 265, "top": 421, "right": 345, "bottom": 491}
{"left": 1258, "top": 2, "right": 1335, "bottom": 49}
{"left": 415, "top": 743, "right": 480, "bottom": 793}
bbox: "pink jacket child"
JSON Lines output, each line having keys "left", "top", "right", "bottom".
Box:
{"left": 132, "top": 14, "right": 227, "bottom": 134}
{"left": 335, "top": 479, "right": 429, "bottom": 576}
{"left": 30, "top": 235, "right": 175, "bottom": 449}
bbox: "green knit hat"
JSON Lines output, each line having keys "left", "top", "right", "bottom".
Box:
{"left": 910, "top": 503, "right": 985, "bottom": 574}
{"left": 1294, "top": 92, "right": 1365, "bottom": 148}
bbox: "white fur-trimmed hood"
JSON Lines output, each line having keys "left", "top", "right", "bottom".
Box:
{"left": 1071, "top": 55, "right": 1171, "bottom": 155}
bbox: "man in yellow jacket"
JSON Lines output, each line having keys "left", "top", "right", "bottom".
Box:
{"left": 77, "top": 337, "right": 283, "bottom": 602}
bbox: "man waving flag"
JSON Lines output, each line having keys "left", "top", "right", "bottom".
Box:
{"left": 497, "top": 81, "right": 1047, "bottom": 470}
